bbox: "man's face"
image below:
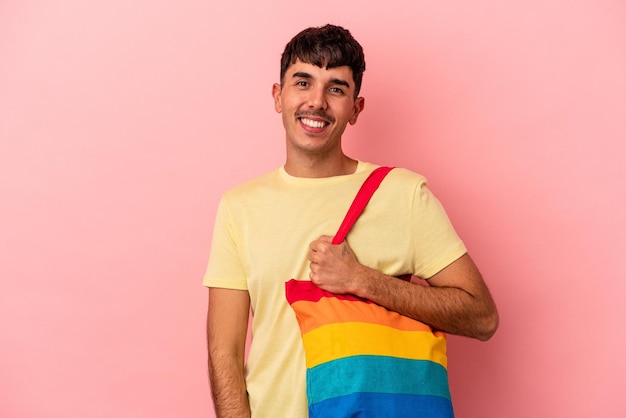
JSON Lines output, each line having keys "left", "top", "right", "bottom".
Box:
{"left": 272, "top": 61, "right": 364, "bottom": 157}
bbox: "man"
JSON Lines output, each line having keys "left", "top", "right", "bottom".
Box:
{"left": 205, "top": 24, "right": 498, "bottom": 417}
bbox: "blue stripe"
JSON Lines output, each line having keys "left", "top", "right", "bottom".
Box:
{"left": 309, "top": 392, "right": 454, "bottom": 418}
{"left": 307, "top": 355, "right": 451, "bottom": 405}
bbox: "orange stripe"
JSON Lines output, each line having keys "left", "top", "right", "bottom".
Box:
{"left": 302, "top": 321, "right": 448, "bottom": 369}
{"left": 290, "top": 297, "right": 435, "bottom": 334}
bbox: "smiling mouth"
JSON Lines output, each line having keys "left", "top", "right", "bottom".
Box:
{"left": 300, "top": 117, "right": 329, "bottom": 129}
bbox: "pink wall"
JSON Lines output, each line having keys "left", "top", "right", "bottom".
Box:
{"left": 1, "top": 1, "right": 624, "bottom": 417}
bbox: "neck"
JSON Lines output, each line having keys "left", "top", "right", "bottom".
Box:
{"left": 284, "top": 154, "right": 358, "bottom": 178}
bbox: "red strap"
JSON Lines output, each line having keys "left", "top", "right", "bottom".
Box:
{"left": 332, "top": 166, "right": 394, "bottom": 245}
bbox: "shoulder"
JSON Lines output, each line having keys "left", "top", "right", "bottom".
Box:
{"left": 221, "top": 169, "right": 281, "bottom": 202}
{"left": 351, "top": 164, "right": 430, "bottom": 213}
{"left": 388, "top": 166, "right": 427, "bottom": 184}
{"left": 359, "top": 162, "right": 426, "bottom": 185}
{"left": 377, "top": 166, "right": 428, "bottom": 198}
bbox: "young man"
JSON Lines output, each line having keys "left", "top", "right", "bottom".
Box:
{"left": 205, "top": 24, "right": 498, "bottom": 418}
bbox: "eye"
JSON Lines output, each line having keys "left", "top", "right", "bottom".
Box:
{"left": 329, "top": 87, "right": 345, "bottom": 95}
{"left": 296, "top": 80, "right": 309, "bottom": 87}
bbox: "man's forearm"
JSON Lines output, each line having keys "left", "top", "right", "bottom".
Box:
{"left": 208, "top": 355, "right": 251, "bottom": 418}
{"left": 206, "top": 287, "right": 251, "bottom": 417}
{"left": 353, "top": 257, "right": 498, "bottom": 341}
{"left": 360, "top": 271, "right": 496, "bottom": 340}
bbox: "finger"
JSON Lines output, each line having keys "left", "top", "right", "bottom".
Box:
{"left": 310, "top": 239, "right": 332, "bottom": 254}
{"left": 310, "top": 236, "right": 330, "bottom": 249}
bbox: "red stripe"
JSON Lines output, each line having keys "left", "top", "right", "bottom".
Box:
{"left": 285, "top": 279, "right": 372, "bottom": 305}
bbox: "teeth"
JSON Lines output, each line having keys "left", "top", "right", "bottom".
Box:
{"left": 301, "top": 118, "right": 326, "bottom": 129}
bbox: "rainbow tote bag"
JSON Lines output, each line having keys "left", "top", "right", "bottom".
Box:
{"left": 285, "top": 167, "right": 454, "bottom": 417}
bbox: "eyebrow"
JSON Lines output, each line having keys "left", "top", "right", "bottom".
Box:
{"left": 292, "top": 71, "right": 351, "bottom": 89}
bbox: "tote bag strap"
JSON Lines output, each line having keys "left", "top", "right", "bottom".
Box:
{"left": 332, "top": 166, "right": 394, "bottom": 245}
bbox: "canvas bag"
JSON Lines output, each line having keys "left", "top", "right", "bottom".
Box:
{"left": 285, "top": 166, "right": 454, "bottom": 418}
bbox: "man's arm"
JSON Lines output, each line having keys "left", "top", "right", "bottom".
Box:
{"left": 206, "top": 287, "right": 251, "bottom": 417}
{"left": 309, "top": 236, "right": 498, "bottom": 341}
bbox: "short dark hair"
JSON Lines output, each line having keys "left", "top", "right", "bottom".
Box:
{"left": 280, "top": 24, "right": 366, "bottom": 97}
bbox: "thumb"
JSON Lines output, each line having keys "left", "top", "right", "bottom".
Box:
{"left": 319, "top": 235, "right": 334, "bottom": 243}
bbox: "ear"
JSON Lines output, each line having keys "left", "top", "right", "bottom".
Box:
{"left": 349, "top": 96, "right": 365, "bottom": 125}
{"left": 272, "top": 83, "right": 282, "bottom": 113}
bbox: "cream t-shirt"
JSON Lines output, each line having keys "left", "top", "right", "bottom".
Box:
{"left": 204, "top": 161, "right": 466, "bottom": 417}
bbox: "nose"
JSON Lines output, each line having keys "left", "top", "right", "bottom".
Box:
{"left": 307, "top": 87, "right": 327, "bottom": 110}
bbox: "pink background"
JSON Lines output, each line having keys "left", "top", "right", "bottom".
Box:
{"left": 1, "top": 1, "right": 625, "bottom": 417}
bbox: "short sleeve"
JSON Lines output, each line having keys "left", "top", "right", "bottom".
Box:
{"left": 202, "top": 196, "right": 248, "bottom": 290}
{"left": 411, "top": 179, "right": 467, "bottom": 279}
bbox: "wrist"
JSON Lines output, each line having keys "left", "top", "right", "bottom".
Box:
{"left": 350, "top": 265, "right": 377, "bottom": 299}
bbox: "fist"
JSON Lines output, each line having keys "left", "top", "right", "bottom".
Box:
{"left": 308, "top": 235, "right": 362, "bottom": 294}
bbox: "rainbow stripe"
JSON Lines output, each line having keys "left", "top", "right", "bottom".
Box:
{"left": 286, "top": 279, "right": 454, "bottom": 418}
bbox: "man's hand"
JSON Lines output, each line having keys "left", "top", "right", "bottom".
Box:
{"left": 308, "top": 235, "right": 364, "bottom": 294}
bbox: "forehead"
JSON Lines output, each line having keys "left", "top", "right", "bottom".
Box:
{"left": 286, "top": 60, "right": 354, "bottom": 84}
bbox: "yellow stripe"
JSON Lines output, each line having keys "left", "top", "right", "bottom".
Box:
{"left": 302, "top": 321, "right": 447, "bottom": 369}
{"left": 291, "top": 298, "right": 434, "bottom": 334}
